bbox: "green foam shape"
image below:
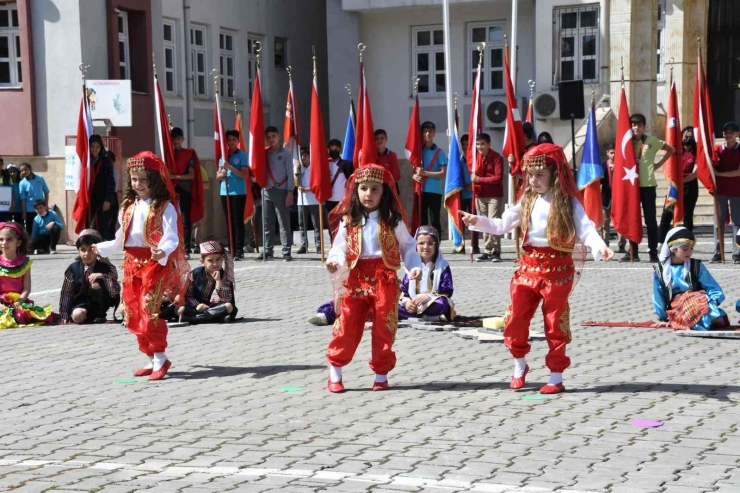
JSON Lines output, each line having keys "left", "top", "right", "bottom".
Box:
{"left": 522, "top": 394, "right": 550, "bottom": 400}
{"left": 114, "top": 379, "right": 138, "bottom": 385}
{"left": 281, "top": 386, "right": 307, "bottom": 392}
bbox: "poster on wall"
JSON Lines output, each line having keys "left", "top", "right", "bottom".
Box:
{"left": 65, "top": 146, "right": 76, "bottom": 191}
{"left": 0, "top": 188, "right": 11, "bottom": 212}
{"left": 86, "top": 79, "right": 132, "bottom": 127}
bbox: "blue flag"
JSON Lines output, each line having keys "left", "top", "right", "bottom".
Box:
{"left": 577, "top": 101, "right": 604, "bottom": 225}
{"left": 444, "top": 125, "right": 466, "bottom": 250}
{"left": 341, "top": 101, "right": 356, "bottom": 161}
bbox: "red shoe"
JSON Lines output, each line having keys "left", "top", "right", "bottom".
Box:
{"left": 510, "top": 365, "right": 529, "bottom": 390}
{"left": 327, "top": 378, "right": 345, "bottom": 393}
{"left": 372, "top": 380, "right": 389, "bottom": 391}
{"left": 133, "top": 367, "right": 153, "bottom": 377}
{"left": 539, "top": 383, "right": 565, "bottom": 394}
{"left": 148, "top": 360, "right": 172, "bottom": 381}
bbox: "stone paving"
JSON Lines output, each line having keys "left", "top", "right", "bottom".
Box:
{"left": 0, "top": 237, "right": 739, "bottom": 492}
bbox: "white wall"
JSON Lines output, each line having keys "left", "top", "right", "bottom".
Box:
{"left": 32, "top": 0, "right": 103, "bottom": 157}
{"left": 160, "top": 0, "right": 327, "bottom": 159}
{"left": 327, "top": 0, "right": 361, "bottom": 142}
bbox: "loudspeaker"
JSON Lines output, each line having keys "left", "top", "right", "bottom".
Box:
{"left": 558, "top": 80, "right": 585, "bottom": 120}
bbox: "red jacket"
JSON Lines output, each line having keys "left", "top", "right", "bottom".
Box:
{"left": 472, "top": 150, "right": 504, "bottom": 198}
{"left": 376, "top": 149, "right": 401, "bottom": 182}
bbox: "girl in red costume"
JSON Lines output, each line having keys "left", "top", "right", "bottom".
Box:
{"left": 461, "top": 144, "right": 614, "bottom": 394}
{"left": 95, "top": 151, "right": 189, "bottom": 381}
{"left": 325, "top": 164, "right": 423, "bottom": 393}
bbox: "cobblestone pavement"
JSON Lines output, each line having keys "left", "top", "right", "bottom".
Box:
{"left": 1, "top": 237, "right": 739, "bottom": 493}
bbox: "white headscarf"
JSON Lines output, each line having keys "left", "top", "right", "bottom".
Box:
{"left": 408, "top": 226, "right": 449, "bottom": 298}
{"left": 659, "top": 226, "right": 695, "bottom": 292}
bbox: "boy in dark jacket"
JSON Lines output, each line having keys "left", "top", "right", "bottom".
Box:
{"left": 178, "top": 241, "right": 238, "bottom": 324}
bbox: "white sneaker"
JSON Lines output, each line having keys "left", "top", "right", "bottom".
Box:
{"left": 307, "top": 313, "right": 328, "bottom": 326}
{"left": 33, "top": 249, "right": 40, "bottom": 255}
{"left": 50, "top": 249, "right": 57, "bottom": 255}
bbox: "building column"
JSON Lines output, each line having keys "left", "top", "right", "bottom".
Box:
{"left": 609, "top": 0, "right": 658, "bottom": 133}
{"left": 664, "top": 0, "right": 709, "bottom": 128}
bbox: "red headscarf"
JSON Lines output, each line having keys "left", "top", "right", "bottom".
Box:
{"left": 521, "top": 143, "right": 580, "bottom": 198}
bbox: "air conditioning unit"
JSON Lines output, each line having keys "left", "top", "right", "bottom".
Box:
{"left": 484, "top": 99, "right": 508, "bottom": 129}
{"left": 533, "top": 91, "right": 560, "bottom": 119}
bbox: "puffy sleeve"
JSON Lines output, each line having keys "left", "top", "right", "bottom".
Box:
{"left": 436, "top": 266, "right": 454, "bottom": 298}
{"left": 96, "top": 210, "right": 124, "bottom": 258}
{"left": 653, "top": 269, "right": 668, "bottom": 322}
{"left": 573, "top": 198, "right": 607, "bottom": 261}
{"left": 326, "top": 219, "right": 348, "bottom": 267}
{"left": 698, "top": 262, "right": 725, "bottom": 305}
{"left": 156, "top": 203, "right": 180, "bottom": 265}
{"left": 395, "top": 222, "right": 423, "bottom": 272}
{"left": 469, "top": 202, "right": 521, "bottom": 235}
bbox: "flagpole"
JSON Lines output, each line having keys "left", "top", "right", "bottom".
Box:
{"left": 313, "top": 48, "right": 326, "bottom": 263}
{"left": 211, "top": 69, "right": 235, "bottom": 257}
{"left": 234, "top": 91, "right": 259, "bottom": 254}
{"left": 80, "top": 63, "right": 91, "bottom": 230}
{"left": 289, "top": 65, "right": 309, "bottom": 255}
{"left": 442, "top": 0, "right": 455, "bottom": 159}
{"left": 254, "top": 42, "right": 267, "bottom": 263}
{"left": 470, "top": 44, "right": 484, "bottom": 263}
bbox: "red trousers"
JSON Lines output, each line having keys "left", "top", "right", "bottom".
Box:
{"left": 122, "top": 247, "right": 168, "bottom": 356}
{"left": 503, "top": 246, "right": 573, "bottom": 373}
{"left": 327, "top": 258, "right": 400, "bottom": 375}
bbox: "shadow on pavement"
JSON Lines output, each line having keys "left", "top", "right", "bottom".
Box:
{"left": 168, "top": 364, "right": 325, "bottom": 380}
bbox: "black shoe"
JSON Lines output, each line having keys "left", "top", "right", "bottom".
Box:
{"left": 477, "top": 253, "right": 491, "bottom": 262}
{"left": 316, "top": 248, "right": 321, "bottom": 254}
{"left": 283, "top": 254, "right": 293, "bottom": 262}
{"left": 256, "top": 253, "right": 274, "bottom": 261}
{"left": 296, "top": 247, "right": 307, "bottom": 254}
{"left": 710, "top": 253, "right": 722, "bottom": 263}
{"left": 472, "top": 247, "right": 481, "bottom": 255}
{"left": 618, "top": 245, "right": 626, "bottom": 254}
{"left": 491, "top": 251, "right": 502, "bottom": 263}
{"left": 649, "top": 254, "right": 660, "bottom": 263}
{"left": 619, "top": 254, "right": 640, "bottom": 263}
{"left": 93, "top": 317, "right": 107, "bottom": 324}
{"left": 234, "top": 252, "right": 245, "bottom": 261}
{"left": 734, "top": 259, "right": 740, "bottom": 265}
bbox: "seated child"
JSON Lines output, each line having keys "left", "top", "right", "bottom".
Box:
{"left": 59, "top": 229, "right": 120, "bottom": 324}
{"left": 0, "top": 222, "right": 58, "bottom": 328}
{"left": 31, "top": 200, "right": 64, "bottom": 254}
{"left": 654, "top": 226, "right": 728, "bottom": 331}
{"left": 399, "top": 225, "right": 455, "bottom": 321}
{"left": 178, "top": 241, "right": 238, "bottom": 324}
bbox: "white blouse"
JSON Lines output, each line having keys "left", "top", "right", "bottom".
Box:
{"left": 96, "top": 199, "right": 180, "bottom": 266}
{"left": 327, "top": 211, "right": 422, "bottom": 271}
{"left": 469, "top": 194, "right": 606, "bottom": 260}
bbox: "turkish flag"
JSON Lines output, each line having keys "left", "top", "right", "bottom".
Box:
{"left": 352, "top": 61, "right": 365, "bottom": 167}
{"left": 611, "top": 86, "right": 643, "bottom": 245}
{"left": 359, "top": 68, "right": 377, "bottom": 166}
{"left": 502, "top": 44, "right": 525, "bottom": 177}
{"left": 663, "top": 74, "right": 684, "bottom": 225}
{"left": 234, "top": 110, "right": 254, "bottom": 224}
{"left": 309, "top": 71, "right": 331, "bottom": 203}
{"left": 249, "top": 67, "right": 267, "bottom": 188}
{"left": 694, "top": 47, "right": 717, "bottom": 194}
{"left": 405, "top": 93, "right": 422, "bottom": 231}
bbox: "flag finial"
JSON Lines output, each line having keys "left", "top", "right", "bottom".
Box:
{"left": 210, "top": 69, "right": 219, "bottom": 94}
{"left": 312, "top": 45, "right": 317, "bottom": 77}
{"left": 254, "top": 40, "right": 262, "bottom": 70}
{"left": 345, "top": 83, "right": 352, "bottom": 100}
{"left": 358, "top": 43, "right": 366, "bottom": 62}
{"left": 79, "top": 63, "right": 90, "bottom": 83}
{"left": 412, "top": 76, "right": 420, "bottom": 96}
{"left": 152, "top": 52, "right": 157, "bottom": 76}
{"left": 232, "top": 90, "right": 237, "bottom": 113}
{"left": 453, "top": 92, "right": 458, "bottom": 111}
{"left": 620, "top": 57, "right": 625, "bottom": 86}
{"left": 528, "top": 80, "right": 535, "bottom": 99}
{"left": 286, "top": 65, "right": 292, "bottom": 80}
{"left": 477, "top": 42, "right": 485, "bottom": 65}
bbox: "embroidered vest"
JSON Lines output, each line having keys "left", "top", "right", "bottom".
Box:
{"left": 345, "top": 221, "right": 401, "bottom": 270}
{"left": 520, "top": 199, "right": 576, "bottom": 253}
{"left": 121, "top": 200, "right": 169, "bottom": 247}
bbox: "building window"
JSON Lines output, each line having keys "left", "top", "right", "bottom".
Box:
{"left": 0, "top": 3, "right": 21, "bottom": 87}
{"left": 190, "top": 25, "right": 207, "bottom": 97}
{"left": 657, "top": 0, "right": 666, "bottom": 80}
{"left": 163, "top": 19, "right": 177, "bottom": 94}
{"left": 412, "top": 26, "right": 445, "bottom": 95}
{"left": 554, "top": 4, "right": 600, "bottom": 84}
{"left": 247, "top": 35, "right": 263, "bottom": 98}
{"left": 117, "top": 11, "right": 130, "bottom": 80}
{"left": 274, "top": 37, "right": 287, "bottom": 69}
{"left": 467, "top": 22, "right": 505, "bottom": 94}
{"left": 219, "top": 31, "right": 235, "bottom": 98}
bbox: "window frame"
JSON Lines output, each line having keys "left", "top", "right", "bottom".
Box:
{"left": 657, "top": 0, "right": 666, "bottom": 81}
{"left": 0, "top": 3, "right": 21, "bottom": 88}
{"left": 467, "top": 21, "right": 506, "bottom": 96}
{"left": 190, "top": 24, "right": 208, "bottom": 98}
{"left": 411, "top": 25, "right": 446, "bottom": 97}
{"left": 117, "top": 11, "right": 130, "bottom": 81}
{"left": 163, "top": 19, "right": 177, "bottom": 95}
{"left": 553, "top": 4, "right": 600, "bottom": 85}
{"left": 247, "top": 35, "right": 264, "bottom": 100}
{"left": 219, "top": 30, "right": 235, "bottom": 99}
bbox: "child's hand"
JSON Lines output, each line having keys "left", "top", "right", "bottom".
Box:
{"left": 458, "top": 211, "right": 478, "bottom": 226}
{"left": 326, "top": 261, "right": 339, "bottom": 273}
{"left": 211, "top": 270, "right": 221, "bottom": 281}
{"left": 600, "top": 246, "right": 615, "bottom": 262}
{"left": 88, "top": 273, "right": 103, "bottom": 284}
{"left": 45, "top": 222, "right": 55, "bottom": 231}
{"left": 150, "top": 248, "right": 166, "bottom": 261}
{"left": 196, "top": 303, "right": 209, "bottom": 312}
{"left": 404, "top": 300, "right": 416, "bottom": 312}
{"left": 408, "top": 268, "right": 422, "bottom": 281}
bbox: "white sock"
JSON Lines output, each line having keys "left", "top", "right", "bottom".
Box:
{"left": 329, "top": 365, "right": 342, "bottom": 383}
{"left": 548, "top": 372, "right": 563, "bottom": 385}
{"left": 142, "top": 358, "right": 153, "bottom": 370}
{"left": 152, "top": 352, "right": 167, "bottom": 371}
{"left": 374, "top": 374, "right": 387, "bottom": 383}
{"left": 513, "top": 357, "right": 527, "bottom": 378}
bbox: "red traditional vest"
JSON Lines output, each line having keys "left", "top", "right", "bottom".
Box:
{"left": 345, "top": 221, "right": 402, "bottom": 270}
{"left": 121, "top": 200, "right": 170, "bottom": 247}
{"left": 520, "top": 199, "right": 576, "bottom": 253}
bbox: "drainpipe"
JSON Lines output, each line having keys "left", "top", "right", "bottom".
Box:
{"left": 183, "top": 0, "right": 194, "bottom": 145}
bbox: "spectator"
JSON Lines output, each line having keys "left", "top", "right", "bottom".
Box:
{"left": 711, "top": 121, "right": 740, "bottom": 264}
{"left": 6, "top": 164, "right": 21, "bottom": 224}
{"left": 659, "top": 126, "right": 699, "bottom": 242}
{"left": 18, "top": 162, "right": 50, "bottom": 234}
{"left": 263, "top": 126, "right": 294, "bottom": 261}
{"left": 171, "top": 127, "right": 204, "bottom": 258}
{"left": 375, "top": 129, "right": 401, "bottom": 183}
{"left": 295, "top": 146, "right": 324, "bottom": 254}
{"left": 326, "top": 139, "right": 353, "bottom": 215}
{"left": 414, "top": 121, "right": 447, "bottom": 235}
{"left": 216, "top": 129, "right": 248, "bottom": 260}
{"left": 88, "top": 135, "right": 119, "bottom": 240}
{"left": 537, "top": 132, "right": 554, "bottom": 145}
{"left": 30, "top": 200, "right": 64, "bottom": 254}
{"left": 471, "top": 133, "right": 505, "bottom": 262}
